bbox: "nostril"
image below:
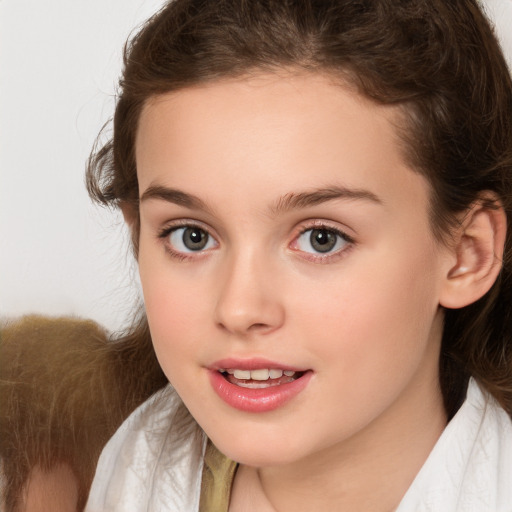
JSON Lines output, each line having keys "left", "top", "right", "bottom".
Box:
{"left": 248, "top": 322, "right": 270, "bottom": 331}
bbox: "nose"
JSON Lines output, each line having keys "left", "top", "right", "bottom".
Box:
{"left": 214, "top": 252, "right": 285, "bottom": 337}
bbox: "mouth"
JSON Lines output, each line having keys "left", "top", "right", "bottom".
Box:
{"left": 218, "top": 368, "right": 305, "bottom": 388}
{"left": 208, "top": 359, "right": 312, "bottom": 412}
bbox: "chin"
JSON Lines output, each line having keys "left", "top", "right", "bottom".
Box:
{"left": 206, "top": 426, "right": 310, "bottom": 467}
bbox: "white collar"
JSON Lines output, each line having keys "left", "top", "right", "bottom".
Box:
{"left": 85, "top": 386, "right": 205, "bottom": 511}
{"left": 396, "top": 379, "right": 512, "bottom": 512}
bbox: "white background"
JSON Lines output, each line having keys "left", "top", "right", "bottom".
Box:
{"left": 1, "top": 0, "right": 512, "bottom": 332}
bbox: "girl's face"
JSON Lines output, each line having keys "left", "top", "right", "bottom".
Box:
{"left": 135, "top": 73, "right": 452, "bottom": 467}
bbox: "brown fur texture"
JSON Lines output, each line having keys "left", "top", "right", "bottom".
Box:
{"left": 0, "top": 314, "right": 167, "bottom": 511}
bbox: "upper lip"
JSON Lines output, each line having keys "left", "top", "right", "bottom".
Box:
{"left": 209, "top": 357, "right": 309, "bottom": 372}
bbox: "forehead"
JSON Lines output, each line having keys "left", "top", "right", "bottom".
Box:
{"left": 135, "top": 72, "right": 429, "bottom": 216}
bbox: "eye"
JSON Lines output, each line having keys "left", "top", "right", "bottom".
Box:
{"left": 166, "top": 226, "right": 217, "bottom": 253}
{"left": 295, "top": 227, "right": 350, "bottom": 255}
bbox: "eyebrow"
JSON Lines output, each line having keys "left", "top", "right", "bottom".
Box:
{"left": 270, "top": 186, "right": 382, "bottom": 215}
{"left": 140, "top": 184, "right": 382, "bottom": 215}
{"left": 140, "top": 184, "right": 212, "bottom": 213}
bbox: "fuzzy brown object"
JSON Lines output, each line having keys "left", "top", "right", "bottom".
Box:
{"left": 0, "top": 314, "right": 167, "bottom": 511}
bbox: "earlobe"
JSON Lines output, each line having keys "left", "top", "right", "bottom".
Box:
{"left": 439, "top": 193, "right": 507, "bottom": 309}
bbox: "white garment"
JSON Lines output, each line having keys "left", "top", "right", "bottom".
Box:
{"left": 396, "top": 380, "right": 512, "bottom": 512}
{"left": 86, "top": 379, "right": 512, "bottom": 512}
{"left": 85, "top": 387, "right": 205, "bottom": 512}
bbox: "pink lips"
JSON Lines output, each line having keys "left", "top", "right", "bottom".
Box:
{"left": 208, "top": 358, "right": 312, "bottom": 413}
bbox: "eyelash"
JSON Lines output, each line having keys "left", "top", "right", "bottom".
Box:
{"left": 157, "top": 221, "right": 218, "bottom": 261}
{"left": 157, "top": 220, "right": 355, "bottom": 263}
{"left": 291, "top": 223, "right": 355, "bottom": 263}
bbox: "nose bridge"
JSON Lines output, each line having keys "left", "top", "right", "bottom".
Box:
{"left": 214, "top": 245, "right": 285, "bottom": 336}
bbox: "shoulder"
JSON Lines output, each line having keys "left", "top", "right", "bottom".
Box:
{"left": 397, "top": 379, "right": 512, "bottom": 512}
{"left": 462, "top": 380, "right": 512, "bottom": 508}
{"left": 86, "top": 386, "right": 205, "bottom": 512}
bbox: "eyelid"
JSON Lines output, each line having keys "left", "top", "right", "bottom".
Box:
{"left": 157, "top": 218, "right": 214, "bottom": 238}
{"left": 294, "top": 219, "right": 355, "bottom": 240}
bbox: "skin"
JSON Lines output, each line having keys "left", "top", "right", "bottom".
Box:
{"left": 135, "top": 72, "right": 456, "bottom": 511}
{"left": 22, "top": 464, "right": 78, "bottom": 512}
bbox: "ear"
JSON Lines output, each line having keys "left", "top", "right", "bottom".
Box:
{"left": 439, "top": 192, "right": 507, "bottom": 309}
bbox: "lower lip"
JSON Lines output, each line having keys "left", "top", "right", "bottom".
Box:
{"left": 208, "top": 370, "right": 312, "bottom": 413}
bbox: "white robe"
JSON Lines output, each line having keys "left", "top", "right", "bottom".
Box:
{"left": 86, "top": 379, "right": 512, "bottom": 511}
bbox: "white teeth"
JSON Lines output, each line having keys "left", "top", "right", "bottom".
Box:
{"left": 236, "top": 381, "right": 277, "bottom": 389}
{"left": 233, "top": 369, "right": 251, "bottom": 379}
{"left": 251, "top": 369, "right": 270, "bottom": 381}
{"left": 223, "top": 368, "right": 294, "bottom": 380}
{"left": 269, "top": 369, "right": 284, "bottom": 379}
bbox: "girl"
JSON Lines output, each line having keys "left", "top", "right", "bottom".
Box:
{"left": 81, "top": 0, "right": 512, "bottom": 510}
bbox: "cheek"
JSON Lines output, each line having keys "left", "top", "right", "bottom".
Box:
{"left": 144, "top": 284, "right": 210, "bottom": 401}
{"left": 291, "top": 240, "right": 443, "bottom": 382}
{"left": 276, "top": 246, "right": 444, "bottom": 450}
{"left": 138, "top": 252, "right": 210, "bottom": 383}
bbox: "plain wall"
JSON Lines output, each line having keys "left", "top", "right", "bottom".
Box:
{"left": 1, "top": 0, "right": 167, "bottom": 331}
{"left": 1, "top": 0, "right": 512, "bottom": 332}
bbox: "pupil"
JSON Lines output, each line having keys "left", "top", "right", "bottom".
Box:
{"left": 183, "top": 227, "right": 208, "bottom": 250}
{"left": 310, "top": 229, "right": 336, "bottom": 253}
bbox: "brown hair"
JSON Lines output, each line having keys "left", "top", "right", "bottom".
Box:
{"left": 87, "top": 0, "right": 512, "bottom": 419}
